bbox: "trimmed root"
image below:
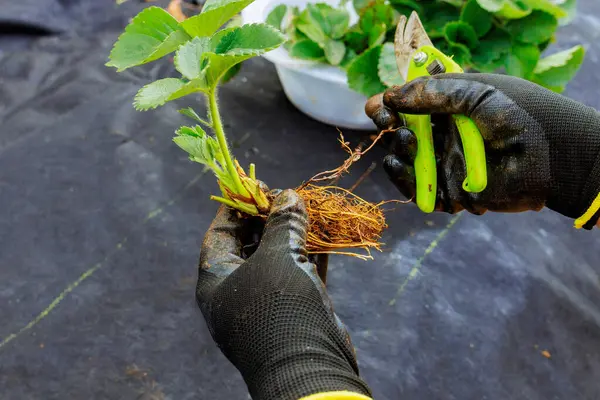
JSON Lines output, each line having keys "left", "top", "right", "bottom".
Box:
{"left": 298, "top": 129, "right": 387, "bottom": 189}
{"left": 235, "top": 129, "right": 408, "bottom": 260}
{"left": 291, "top": 129, "right": 396, "bottom": 260}
{"left": 296, "top": 184, "right": 390, "bottom": 261}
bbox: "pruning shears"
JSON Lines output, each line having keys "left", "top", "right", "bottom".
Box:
{"left": 394, "top": 11, "right": 487, "bottom": 213}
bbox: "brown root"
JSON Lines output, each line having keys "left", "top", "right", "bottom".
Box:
{"left": 237, "top": 128, "right": 410, "bottom": 260}
{"left": 290, "top": 129, "right": 398, "bottom": 260}
{"left": 298, "top": 129, "right": 388, "bottom": 189}
{"left": 296, "top": 184, "right": 393, "bottom": 261}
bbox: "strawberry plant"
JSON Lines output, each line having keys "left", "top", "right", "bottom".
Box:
{"left": 106, "top": 2, "right": 390, "bottom": 259}
{"left": 107, "top": 3, "right": 286, "bottom": 215}
{"left": 268, "top": 0, "right": 584, "bottom": 96}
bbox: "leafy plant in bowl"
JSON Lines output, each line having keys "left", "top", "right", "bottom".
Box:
{"left": 267, "top": 0, "right": 585, "bottom": 97}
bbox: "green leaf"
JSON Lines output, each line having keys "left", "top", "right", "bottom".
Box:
{"left": 471, "top": 27, "right": 511, "bottom": 71}
{"left": 444, "top": 21, "right": 479, "bottom": 49}
{"left": 173, "top": 126, "right": 230, "bottom": 182}
{"left": 289, "top": 40, "right": 326, "bottom": 60}
{"left": 305, "top": 3, "right": 327, "bottom": 31}
{"left": 174, "top": 135, "right": 209, "bottom": 163}
{"left": 472, "top": 54, "right": 507, "bottom": 72}
{"left": 461, "top": 0, "right": 493, "bottom": 37}
{"left": 209, "top": 26, "right": 239, "bottom": 47}
{"left": 422, "top": 2, "right": 461, "bottom": 39}
{"left": 532, "top": 45, "right": 585, "bottom": 92}
{"left": 177, "top": 125, "right": 207, "bottom": 137}
{"left": 505, "top": 41, "right": 540, "bottom": 78}
{"left": 360, "top": 2, "right": 395, "bottom": 33}
{"left": 225, "top": 14, "right": 243, "bottom": 29}
{"left": 344, "top": 28, "right": 369, "bottom": 54}
{"left": 476, "top": 0, "right": 532, "bottom": 19}
{"left": 266, "top": 4, "right": 288, "bottom": 29}
{"left": 172, "top": 78, "right": 212, "bottom": 99}
{"left": 506, "top": 11, "right": 557, "bottom": 44}
{"left": 368, "top": 23, "right": 387, "bottom": 47}
{"left": 296, "top": 9, "right": 327, "bottom": 45}
{"left": 135, "top": 76, "right": 214, "bottom": 111}
{"left": 174, "top": 37, "right": 211, "bottom": 80}
{"left": 522, "top": 0, "right": 567, "bottom": 18}
{"left": 221, "top": 62, "right": 243, "bottom": 83}
{"left": 353, "top": 0, "right": 373, "bottom": 14}
{"left": 202, "top": 23, "right": 286, "bottom": 89}
{"left": 324, "top": 39, "right": 346, "bottom": 65}
{"left": 212, "top": 23, "right": 286, "bottom": 54}
{"left": 388, "top": 0, "right": 423, "bottom": 15}
{"left": 179, "top": 107, "right": 207, "bottom": 124}
{"left": 378, "top": 42, "right": 404, "bottom": 86}
{"left": 327, "top": 7, "right": 351, "bottom": 39}
{"left": 347, "top": 45, "right": 386, "bottom": 97}
{"left": 340, "top": 47, "right": 358, "bottom": 69}
{"left": 173, "top": 126, "right": 221, "bottom": 167}
{"left": 181, "top": 0, "right": 254, "bottom": 38}
{"left": 305, "top": 3, "right": 350, "bottom": 39}
{"left": 557, "top": 0, "right": 576, "bottom": 25}
{"left": 133, "top": 78, "right": 187, "bottom": 110}
{"left": 288, "top": 26, "right": 310, "bottom": 43}
{"left": 203, "top": 0, "right": 242, "bottom": 11}
{"left": 106, "top": 7, "right": 191, "bottom": 71}
{"left": 440, "top": 0, "right": 464, "bottom": 6}
{"left": 448, "top": 42, "right": 472, "bottom": 66}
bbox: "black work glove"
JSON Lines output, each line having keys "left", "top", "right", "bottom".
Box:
{"left": 366, "top": 73, "right": 600, "bottom": 229}
{"left": 196, "top": 190, "right": 372, "bottom": 400}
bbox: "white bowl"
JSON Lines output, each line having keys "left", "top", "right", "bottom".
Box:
{"left": 241, "top": 0, "right": 377, "bottom": 130}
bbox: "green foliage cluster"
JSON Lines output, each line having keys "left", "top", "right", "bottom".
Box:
{"left": 106, "top": 1, "right": 287, "bottom": 215}
{"left": 268, "top": 0, "right": 584, "bottom": 96}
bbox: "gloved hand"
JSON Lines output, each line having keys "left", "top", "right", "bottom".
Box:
{"left": 196, "top": 190, "right": 372, "bottom": 400}
{"left": 365, "top": 73, "right": 600, "bottom": 229}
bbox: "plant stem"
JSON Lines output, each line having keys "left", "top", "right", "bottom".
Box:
{"left": 211, "top": 195, "right": 258, "bottom": 215}
{"left": 207, "top": 89, "right": 249, "bottom": 197}
{"left": 197, "top": 118, "right": 213, "bottom": 129}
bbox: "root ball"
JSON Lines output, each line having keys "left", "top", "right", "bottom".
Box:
{"left": 296, "top": 184, "right": 388, "bottom": 260}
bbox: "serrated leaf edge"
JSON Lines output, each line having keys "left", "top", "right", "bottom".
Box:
{"left": 377, "top": 43, "right": 403, "bottom": 87}
{"left": 346, "top": 45, "right": 385, "bottom": 97}
{"left": 214, "top": 23, "right": 287, "bottom": 55}
{"left": 106, "top": 6, "right": 181, "bottom": 71}
{"left": 174, "top": 37, "right": 211, "bottom": 80}
{"left": 180, "top": 0, "right": 255, "bottom": 38}
{"left": 534, "top": 45, "right": 585, "bottom": 74}
{"left": 133, "top": 78, "right": 186, "bottom": 111}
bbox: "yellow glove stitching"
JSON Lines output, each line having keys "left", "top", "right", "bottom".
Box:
{"left": 299, "top": 391, "right": 373, "bottom": 400}
{"left": 574, "top": 192, "right": 600, "bottom": 229}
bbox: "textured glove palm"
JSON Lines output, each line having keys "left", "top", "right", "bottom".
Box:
{"left": 366, "top": 73, "right": 600, "bottom": 229}
{"left": 196, "top": 190, "right": 372, "bottom": 400}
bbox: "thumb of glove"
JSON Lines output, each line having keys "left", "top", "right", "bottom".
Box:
{"left": 253, "top": 189, "right": 310, "bottom": 263}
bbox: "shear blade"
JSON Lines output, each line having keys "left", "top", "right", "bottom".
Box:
{"left": 394, "top": 11, "right": 433, "bottom": 81}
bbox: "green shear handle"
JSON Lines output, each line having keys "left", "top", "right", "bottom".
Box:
{"left": 405, "top": 45, "right": 487, "bottom": 213}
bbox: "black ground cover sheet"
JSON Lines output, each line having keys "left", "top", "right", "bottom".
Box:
{"left": 1, "top": 1, "right": 600, "bottom": 399}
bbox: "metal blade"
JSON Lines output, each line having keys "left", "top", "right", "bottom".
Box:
{"left": 394, "top": 11, "right": 433, "bottom": 81}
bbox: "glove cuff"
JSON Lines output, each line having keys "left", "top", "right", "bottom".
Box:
{"left": 299, "top": 391, "right": 373, "bottom": 400}
{"left": 575, "top": 149, "right": 600, "bottom": 230}
{"left": 574, "top": 193, "right": 600, "bottom": 230}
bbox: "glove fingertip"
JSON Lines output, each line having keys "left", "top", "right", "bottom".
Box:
{"left": 365, "top": 94, "right": 402, "bottom": 131}
{"left": 270, "top": 189, "right": 307, "bottom": 219}
{"left": 383, "top": 154, "right": 417, "bottom": 202}
{"left": 383, "top": 77, "right": 428, "bottom": 112}
{"left": 390, "top": 128, "right": 418, "bottom": 163}
{"left": 259, "top": 189, "right": 309, "bottom": 253}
